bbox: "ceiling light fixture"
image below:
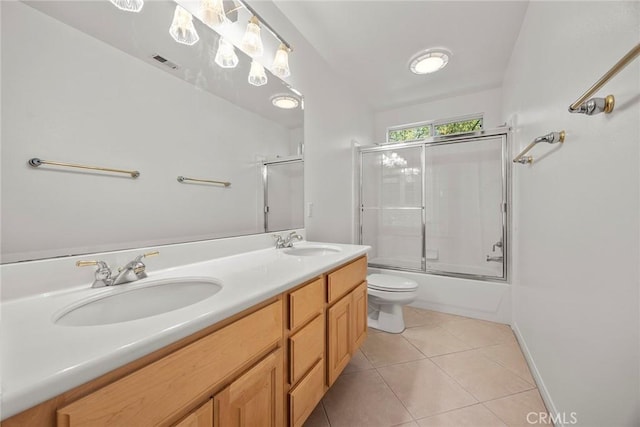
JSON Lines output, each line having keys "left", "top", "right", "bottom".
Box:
{"left": 169, "top": 5, "right": 199, "bottom": 46}
{"left": 214, "top": 37, "right": 239, "bottom": 68}
{"left": 241, "top": 16, "right": 264, "bottom": 57}
{"left": 271, "top": 95, "right": 299, "bottom": 109}
{"left": 109, "top": 0, "right": 144, "bottom": 13}
{"left": 201, "top": 0, "right": 227, "bottom": 26}
{"left": 409, "top": 48, "right": 451, "bottom": 74}
{"left": 272, "top": 44, "right": 291, "bottom": 78}
{"left": 248, "top": 60, "right": 267, "bottom": 86}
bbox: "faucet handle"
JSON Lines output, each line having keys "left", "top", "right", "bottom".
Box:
{"left": 133, "top": 251, "right": 160, "bottom": 263}
{"left": 76, "top": 260, "right": 113, "bottom": 287}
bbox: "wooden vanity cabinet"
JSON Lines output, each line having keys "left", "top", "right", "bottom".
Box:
{"left": 175, "top": 400, "right": 214, "bottom": 427}
{"left": 2, "top": 255, "right": 368, "bottom": 427}
{"left": 326, "top": 257, "right": 368, "bottom": 387}
{"left": 285, "top": 278, "right": 326, "bottom": 427}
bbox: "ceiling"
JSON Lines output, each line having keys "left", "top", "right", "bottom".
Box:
{"left": 274, "top": 1, "right": 529, "bottom": 111}
{"left": 24, "top": 0, "right": 303, "bottom": 129}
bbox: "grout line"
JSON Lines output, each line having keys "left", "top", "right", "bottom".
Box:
{"left": 319, "top": 400, "right": 331, "bottom": 427}
{"left": 373, "top": 364, "right": 418, "bottom": 422}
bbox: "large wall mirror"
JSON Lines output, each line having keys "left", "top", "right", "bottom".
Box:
{"left": 1, "top": 0, "right": 304, "bottom": 263}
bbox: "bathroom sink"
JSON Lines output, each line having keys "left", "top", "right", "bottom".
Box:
{"left": 284, "top": 245, "right": 342, "bottom": 257}
{"left": 55, "top": 277, "right": 222, "bottom": 326}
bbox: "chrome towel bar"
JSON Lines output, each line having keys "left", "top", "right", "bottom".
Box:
{"left": 513, "top": 131, "right": 565, "bottom": 165}
{"left": 28, "top": 158, "right": 140, "bottom": 178}
{"left": 177, "top": 176, "right": 230, "bottom": 187}
{"left": 568, "top": 43, "right": 640, "bottom": 115}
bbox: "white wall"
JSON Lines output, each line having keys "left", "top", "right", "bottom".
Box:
{"left": 253, "top": 2, "right": 375, "bottom": 244}
{"left": 502, "top": 2, "right": 639, "bottom": 426}
{"left": 1, "top": 2, "right": 292, "bottom": 263}
{"left": 374, "top": 87, "right": 503, "bottom": 142}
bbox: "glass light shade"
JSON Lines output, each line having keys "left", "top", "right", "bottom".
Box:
{"left": 241, "top": 17, "right": 264, "bottom": 58}
{"left": 214, "top": 38, "right": 239, "bottom": 68}
{"left": 109, "top": 0, "right": 144, "bottom": 12}
{"left": 248, "top": 60, "right": 267, "bottom": 86}
{"left": 272, "top": 44, "right": 291, "bottom": 78}
{"left": 169, "top": 5, "right": 200, "bottom": 46}
{"left": 201, "top": 0, "right": 226, "bottom": 26}
{"left": 409, "top": 49, "right": 450, "bottom": 74}
{"left": 271, "top": 95, "right": 299, "bottom": 109}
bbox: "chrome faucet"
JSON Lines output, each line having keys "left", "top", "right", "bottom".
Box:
{"left": 77, "top": 251, "right": 159, "bottom": 288}
{"left": 273, "top": 231, "right": 303, "bottom": 249}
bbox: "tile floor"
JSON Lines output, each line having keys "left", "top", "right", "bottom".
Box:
{"left": 304, "top": 307, "right": 551, "bottom": 427}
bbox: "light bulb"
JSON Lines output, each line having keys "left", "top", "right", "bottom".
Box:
{"left": 201, "top": 0, "right": 226, "bottom": 26}
{"left": 214, "top": 38, "right": 239, "bottom": 68}
{"left": 109, "top": 0, "right": 144, "bottom": 12}
{"left": 169, "top": 5, "right": 199, "bottom": 46}
{"left": 248, "top": 60, "right": 267, "bottom": 87}
{"left": 272, "top": 44, "right": 291, "bottom": 78}
{"left": 241, "top": 16, "right": 264, "bottom": 58}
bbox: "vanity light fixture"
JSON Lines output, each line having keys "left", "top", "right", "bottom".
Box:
{"left": 271, "top": 94, "right": 299, "bottom": 109}
{"left": 272, "top": 44, "right": 291, "bottom": 78}
{"left": 109, "top": 0, "right": 144, "bottom": 13}
{"left": 214, "top": 38, "right": 239, "bottom": 68}
{"left": 409, "top": 48, "right": 451, "bottom": 74}
{"left": 169, "top": 5, "right": 200, "bottom": 46}
{"left": 241, "top": 16, "right": 264, "bottom": 57}
{"left": 248, "top": 60, "right": 267, "bottom": 86}
{"left": 201, "top": 0, "right": 227, "bottom": 26}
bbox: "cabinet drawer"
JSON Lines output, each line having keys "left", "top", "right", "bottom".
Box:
{"left": 289, "top": 277, "right": 324, "bottom": 331}
{"left": 57, "top": 300, "right": 282, "bottom": 427}
{"left": 327, "top": 256, "right": 367, "bottom": 304}
{"left": 174, "top": 399, "right": 213, "bottom": 427}
{"left": 289, "top": 359, "right": 324, "bottom": 427}
{"left": 289, "top": 314, "right": 324, "bottom": 385}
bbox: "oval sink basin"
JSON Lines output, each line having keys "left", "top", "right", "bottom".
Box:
{"left": 55, "top": 278, "right": 222, "bottom": 327}
{"left": 284, "top": 245, "right": 342, "bottom": 256}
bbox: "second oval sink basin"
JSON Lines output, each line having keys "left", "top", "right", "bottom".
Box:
{"left": 284, "top": 245, "right": 342, "bottom": 256}
{"left": 55, "top": 278, "right": 222, "bottom": 327}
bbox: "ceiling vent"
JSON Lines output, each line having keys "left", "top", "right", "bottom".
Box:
{"left": 152, "top": 54, "right": 179, "bottom": 70}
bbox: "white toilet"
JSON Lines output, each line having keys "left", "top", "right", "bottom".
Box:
{"left": 367, "top": 273, "right": 419, "bottom": 333}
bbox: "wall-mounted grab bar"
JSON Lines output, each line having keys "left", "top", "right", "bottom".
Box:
{"left": 177, "top": 176, "right": 231, "bottom": 187}
{"left": 568, "top": 43, "right": 640, "bottom": 115}
{"left": 28, "top": 158, "right": 140, "bottom": 178}
{"left": 512, "top": 131, "right": 565, "bottom": 165}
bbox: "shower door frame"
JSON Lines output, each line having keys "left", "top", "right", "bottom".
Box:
{"left": 262, "top": 156, "right": 304, "bottom": 233}
{"left": 358, "top": 128, "right": 510, "bottom": 282}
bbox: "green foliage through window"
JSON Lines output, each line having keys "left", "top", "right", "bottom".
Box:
{"left": 434, "top": 118, "right": 482, "bottom": 136}
{"left": 388, "top": 126, "right": 430, "bottom": 142}
{"left": 387, "top": 117, "right": 483, "bottom": 143}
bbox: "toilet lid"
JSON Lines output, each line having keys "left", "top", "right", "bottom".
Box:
{"left": 367, "top": 274, "right": 418, "bottom": 292}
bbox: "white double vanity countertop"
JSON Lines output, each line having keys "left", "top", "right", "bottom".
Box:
{"left": 0, "top": 241, "right": 369, "bottom": 419}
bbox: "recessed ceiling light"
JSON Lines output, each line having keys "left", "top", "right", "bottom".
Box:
{"left": 271, "top": 95, "right": 299, "bottom": 109}
{"left": 409, "top": 48, "right": 451, "bottom": 74}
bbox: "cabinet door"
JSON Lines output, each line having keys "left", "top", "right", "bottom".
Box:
{"left": 214, "top": 349, "right": 283, "bottom": 427}
{"left": 175, "top": 399, "right": 213, "bottom": 427}
{"left": 351, "top": 282, "right": 368, "bottom": 350}
{"left": 327, "top": 296, "right": 352, "bottom": 386}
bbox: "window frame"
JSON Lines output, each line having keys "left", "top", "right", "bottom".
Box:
{"left": 385, "top": 113, "right": 484, "bottom": 144}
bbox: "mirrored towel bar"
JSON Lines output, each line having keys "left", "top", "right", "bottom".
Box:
{"left": 513, "top": 131, "right": 565, "bottom": 165}
{"left": 177, "top": 176, "right": 230, "bottom": 187}
{"left": 28, "top": 157, "right": 140, "bottom": 178}
{"left": 568, "top": 42, "right": 640, "bottom": 115}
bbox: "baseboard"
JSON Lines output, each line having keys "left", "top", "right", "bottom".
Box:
{"left": 512, "top": 322, "right": 563, "bottom": 427}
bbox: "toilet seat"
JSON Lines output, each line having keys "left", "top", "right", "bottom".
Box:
{"left": 367, "top": 274, "right": 418, "bottom": 292}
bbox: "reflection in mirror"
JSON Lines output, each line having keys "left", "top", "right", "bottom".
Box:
{"left": 1, "top": 0, "right": 303, "bottom": 263}
{"left": 263, "top": 158, "right": 304, "bottom": 233}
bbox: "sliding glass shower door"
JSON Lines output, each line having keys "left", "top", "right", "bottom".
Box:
{"left": 361, "top": 146, "right": 424, "bottom": 270}
{"left": 359, "top": 131, "right": 508, "bottom": 280}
